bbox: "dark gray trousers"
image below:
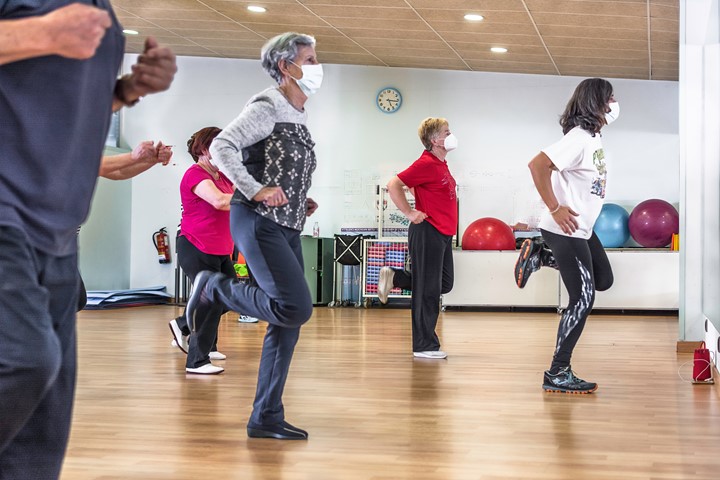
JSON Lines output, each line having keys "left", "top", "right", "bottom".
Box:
{"left": 205, "top": 205, "right": 313, "bottom": 426}
{"left": 0, "top": 226, "right": 79, "bottom": 479}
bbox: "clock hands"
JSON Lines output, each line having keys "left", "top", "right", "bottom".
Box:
{"left": 378, "top": 90, "right": 400, "bottom": 112}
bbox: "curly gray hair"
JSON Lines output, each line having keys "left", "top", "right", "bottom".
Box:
{"left": 261, "top": 32, "right": 316, "bottom": 83}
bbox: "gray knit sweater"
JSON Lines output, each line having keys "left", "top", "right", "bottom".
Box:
{"left": 210, "top": 87, "right": 316, "bottom": 231}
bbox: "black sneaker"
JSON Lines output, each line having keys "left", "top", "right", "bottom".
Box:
{"left": 543, "top": 367, "right": 598, "bottom": 394}
{"left": 539, "top": 246, "right": 558, "bottom": 270}
{"left": 514, "top": 238, "right": 544, "bottom": 288}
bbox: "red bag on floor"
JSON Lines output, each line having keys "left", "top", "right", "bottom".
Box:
{"left": 693, "top": 341, "right": 713, "bottom": 382}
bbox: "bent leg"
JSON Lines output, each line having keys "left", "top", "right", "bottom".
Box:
{"left": 541, "top": 229, "right": 596, "bottom": 371}
{"left": 588, "top": 232, "right": 614, "bottom": 291}
{"left": 408, "top": 222, "right": 449, "bottom": 352}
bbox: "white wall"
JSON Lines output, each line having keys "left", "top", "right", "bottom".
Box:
{"left": 115, "top": 55, "right": 678, "bottom": 293}
{"left": 78, "top": 175, "right": 131, "bottom": 290}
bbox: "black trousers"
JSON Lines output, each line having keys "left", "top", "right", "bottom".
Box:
{"left": 393, "top": 221, "right": 454, "bottom": 352}
{"left": 176, "top": 235, "right": 235, "bottom": 368}
{"left": 541, "top": 229, "right": 614, "bottom": 371}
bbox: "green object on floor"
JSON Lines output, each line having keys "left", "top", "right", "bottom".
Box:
{"left": 234, "top": 263, "right": 248, "bottom": 277}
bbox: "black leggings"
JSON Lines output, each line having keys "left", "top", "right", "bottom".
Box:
{"left": 541, "top": 229, "right": 613, "bottom": 371}
{"left": 177, "top": 235, "right": 236, "bottom": 366}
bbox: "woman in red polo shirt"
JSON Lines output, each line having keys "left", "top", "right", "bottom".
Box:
{"left": 378, "top": 117, "right": 458, "bottom": 359}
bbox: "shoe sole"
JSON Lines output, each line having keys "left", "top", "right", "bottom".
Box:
{"left": 542, "top": 385, "right": 598, "bottom": 394}
{"left": 413, "top": 353, "right": 448, "bottom": 359}
{"left": 185, "top": 367, "right": 224, "bottom": 375}
{"left": 377, "top": 268, "right": 393, "bottom": 304}
{"left": 247, "top": 427, "right": 307, "bottom": 440}
{"left": 514, "top": 239, "right": 534, "bottom": 289}
{"left": 168, "top": 322, "right": 188, "bottom": 354}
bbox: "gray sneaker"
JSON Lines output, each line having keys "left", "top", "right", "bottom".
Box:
{"left": 543, "top": 367, "right": 598, "bottom": 394}
{"left": 377, "top": 267, "right": 395, "bottom": 304}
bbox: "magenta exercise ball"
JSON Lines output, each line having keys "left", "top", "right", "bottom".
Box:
{"left": 628, "top": 199, "right": 679, "bottom": 247}
{"left": 461, "top": 217, "right": 516, "bottom": 250}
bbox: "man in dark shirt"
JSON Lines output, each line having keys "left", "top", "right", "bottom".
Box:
{"left": 0, "top": 2, "right": 176, "bottom": 478}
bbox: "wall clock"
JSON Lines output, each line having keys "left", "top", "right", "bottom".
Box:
{"left": 376, "top": 87, "right": 402, "bottom": 114}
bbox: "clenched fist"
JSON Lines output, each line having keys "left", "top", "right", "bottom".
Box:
{"left": 42, "top": 4, "right": 111, "bottom": 59}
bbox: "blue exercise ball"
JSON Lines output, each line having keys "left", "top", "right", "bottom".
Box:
{"left": 594, "top": 203, "right": 630, "bottom": 248}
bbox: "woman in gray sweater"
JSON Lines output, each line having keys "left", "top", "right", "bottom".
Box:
{"left": 186, "top": 32, "right": 322, "bottom": 440}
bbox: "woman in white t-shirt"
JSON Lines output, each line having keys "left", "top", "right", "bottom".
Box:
{"left": 515, "top": 78, "right": 619, "bottom": 394}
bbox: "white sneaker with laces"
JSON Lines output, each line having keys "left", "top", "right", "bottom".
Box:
{"left": 377, "top": 267, "right": 395, "bottom": 304}
{"left": 238, "top": 315, "right": 259, "bottom": 323}
{"left": 209, "top": 351, "right": 226, "bottom": 360}
{"left": 413, "top": 350, "right": 448, "bottom": 359}
{"left": 186, "top": 363, "right": 224, "bottom": 375}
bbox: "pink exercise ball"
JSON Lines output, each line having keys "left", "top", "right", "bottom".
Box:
{"left": 461, "top": 217, "right": 516, "bottom": 250}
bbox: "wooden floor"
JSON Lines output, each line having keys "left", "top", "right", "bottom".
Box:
{"left": 62, "top": 306, "right": 720, "bottom": 480}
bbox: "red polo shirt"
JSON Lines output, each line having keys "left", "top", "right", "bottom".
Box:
{"left": 397, "top": 150, "right": 457, "bottom": 236}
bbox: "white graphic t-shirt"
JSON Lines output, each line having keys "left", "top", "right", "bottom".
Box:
{"left": 537, "top": 126, "right": 607, "bottom": 239}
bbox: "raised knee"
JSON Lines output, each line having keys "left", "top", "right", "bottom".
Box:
{"left": 275, "top": 298, "right": 313, "bottom": 326}
{"left": 596, "top": 275, "right": 614, "bottom": 292}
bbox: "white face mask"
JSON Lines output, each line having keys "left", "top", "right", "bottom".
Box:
{"left": 443, "top": 133, "right": 458, "bottom": 152}
{"left": 290, "top": 62, "right": 323, "bottom": 96}
{"left": 605, "top": 101, "right": 620, "bottom": 125}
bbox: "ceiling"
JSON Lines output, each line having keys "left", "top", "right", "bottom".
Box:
{"left": 112, "top": 0, "right": 679, "bottom": 81}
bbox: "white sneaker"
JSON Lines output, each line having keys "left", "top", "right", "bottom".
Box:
{"left": 168, "top": 319, "right": 188, "bottom": 354}
{"left": 209, "top": 351, "right": 226, "bottom": 360}
{"left": 377, "top": 267, "right": 395, "bottom": 304}
{"left": 171, "top": 336, "right": 188, "bottom": 347}
{"left": 186, "top": 363, "right": 224, "bottom": 375}
{"left": 413, "top": 351, "right": 448, "bottom": 359}
{"left": 238, "top": 315, "right": 259, "bottom": 323}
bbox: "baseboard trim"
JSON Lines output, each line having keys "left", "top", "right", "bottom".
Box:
{"left": 676, "top": 340, "right": 704, "bottom": 353}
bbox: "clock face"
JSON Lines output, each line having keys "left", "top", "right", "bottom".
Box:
{"left": 377, "top": 87, "right": 402, "bottom": 113}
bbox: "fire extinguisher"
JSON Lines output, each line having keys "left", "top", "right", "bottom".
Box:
{"left": 153, "top": 227, "right": 171, "bottom": 264}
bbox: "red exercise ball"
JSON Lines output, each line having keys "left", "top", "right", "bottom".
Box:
{"left": 628, "top": 199, "right": 679, "bottom": 248}
{"left": 461, "top": 217, "right": 516, "bottom": 250}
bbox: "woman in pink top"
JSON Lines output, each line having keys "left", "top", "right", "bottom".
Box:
{"left": 168, "top": 127, "right": 235, "bottom": 374}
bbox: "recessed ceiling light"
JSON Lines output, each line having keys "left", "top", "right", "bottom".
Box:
{"left": 122, "top": 29, "right": 139, "bottom": 35}
{"left": 464, "top": 14, "right": 484, "bottom": 21}
{"left": 490, "top": 47, "right": 508, "bottom": 53}
{"left": 247, "top": 5, "right": 267, "bottom": 13}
